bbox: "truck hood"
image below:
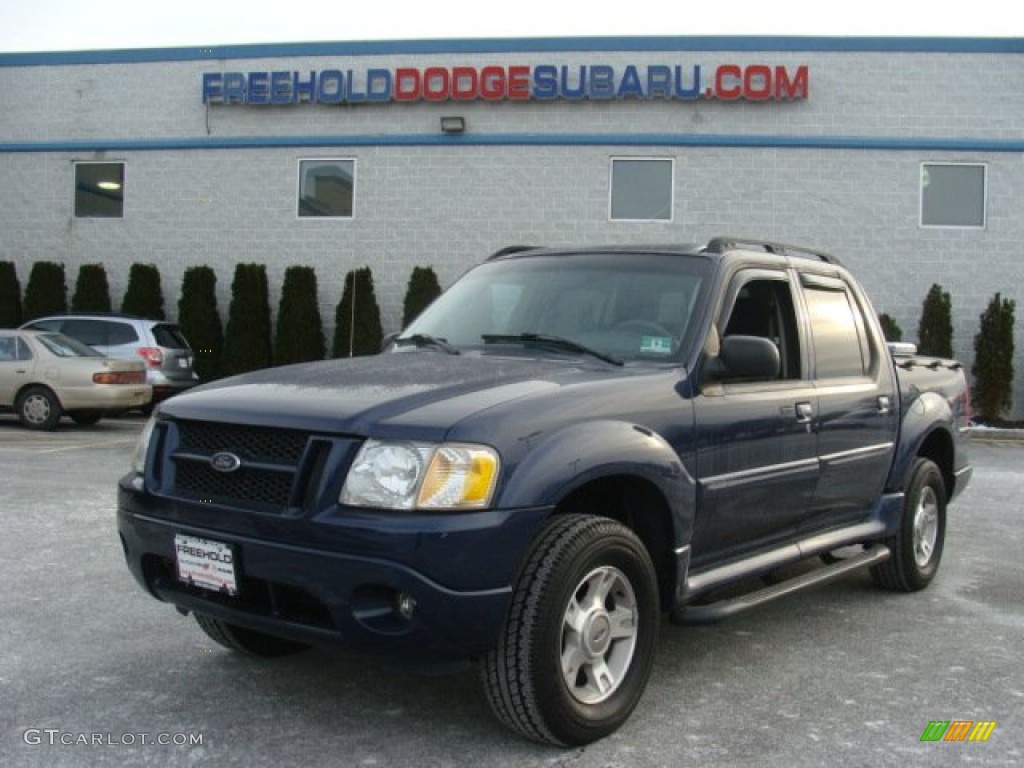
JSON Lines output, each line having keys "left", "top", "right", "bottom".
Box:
{"left": 157, "top": 351, "right": 659, "bottom": 438}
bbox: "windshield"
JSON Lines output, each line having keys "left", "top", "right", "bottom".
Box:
{"left": 401, "top": 251, "right": 709, "bottom": 363}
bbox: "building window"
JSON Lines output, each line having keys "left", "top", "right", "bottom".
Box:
{"left": 298, "top": 159, "right": 355, "bottom": 218}
{"left": 610, "top": 158, "right": 673, "bottom": 221}
{"left": 920, "top": 163, "right": 986, "bottom": 228}
{"left": 75, "top": 162, "right": 124, "bottom": 218}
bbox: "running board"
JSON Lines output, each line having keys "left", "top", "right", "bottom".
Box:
{"left": 672, "top": 546, "right": 891, "bottom": 625}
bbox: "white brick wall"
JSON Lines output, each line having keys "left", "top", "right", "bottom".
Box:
{"left": 1, "top": 40, "right": 1022, "bottom": 415}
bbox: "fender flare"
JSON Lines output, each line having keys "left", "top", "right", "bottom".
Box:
{"left": 496, "top": 418, "right": 695, "bottom": 558}
{"left": 888, "top": 391, "right": 955, "bottom": 491}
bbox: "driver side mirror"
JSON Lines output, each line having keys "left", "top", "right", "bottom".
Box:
{"left": 703, "top": 335, "right": 781, "bottom": 384}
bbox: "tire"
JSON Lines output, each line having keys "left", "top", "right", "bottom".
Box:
{"left": 482, "top": 515, "right": 659, "bottom": 746}
{"left": 870, "top": 458, "right": 946, "bottom": 592}
{"left": 69, "top": 410, "right": 103, "bottom": 426}
{"left": 16, "top": 386, "right": 61, "bottom": 431}
{"left": 194, "top": 613, "right": 311, "bottom": 657}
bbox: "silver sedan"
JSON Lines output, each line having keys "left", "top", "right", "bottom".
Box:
{"left": 0, "top": 329, "right": 152, "bottom": 430}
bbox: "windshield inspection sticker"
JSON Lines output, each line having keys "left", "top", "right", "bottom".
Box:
{"left": 640, "top": 336, "right": 673, "bottom": 355}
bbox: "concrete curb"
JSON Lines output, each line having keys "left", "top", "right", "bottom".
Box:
{"left": 967, "top": 428, "right": 1024, "bottom": 443}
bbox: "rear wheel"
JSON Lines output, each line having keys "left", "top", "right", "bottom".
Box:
{"left": 194, "top": 613, "right": 311, "bottom": 657}
{"left": 482, "top": 515, "right": 659, "bottom": 746}
{"left": 69, "top": 410, "right": 103, "bottom": 426}
{"left": 871, "top": 458, "right": 946, "bottom": 591}
{"left": 16, "top": 386, "right": 61, "bottom": 431}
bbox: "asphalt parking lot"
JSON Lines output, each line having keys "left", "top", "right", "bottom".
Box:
{"left": 1, "top": 417, "right": 1021, "bottom": 767}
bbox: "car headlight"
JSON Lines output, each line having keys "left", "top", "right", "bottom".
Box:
{"left": 341, "top": 440, "right": 500, "bottom": 511}
{"left": 131, "top": 416, "right": 158, "bottom": 475}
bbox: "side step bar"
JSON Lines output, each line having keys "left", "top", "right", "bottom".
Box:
{"left": 672, "top": 546, "right": 891, "bottom": 625}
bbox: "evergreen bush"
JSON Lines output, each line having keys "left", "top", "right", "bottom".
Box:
{"left": 71, "top": 263, "right": 113, "bottom": 312}
{"left": 917, "top": 283, "right": 953, "bottom": 358}
{"left": 402, "top": 266, "right": 442, "bottom": 328}
{"left": 223, "top": 263, "right": 272, "bottom": 375}
{"left": 971, "top": 293, "right": 1016, "bottom": 423}
{"left": 332, "top": 267, "right": 383, "bottom": 357}
{"left": 121, "top": 263, "right": 165, "bottom": 319}
{"left": 275, "top": 266, "right": 325, "bottom": 365}
{"left": 178, "top": 266, "right": 224, "bottom": 382}
{"left": 22, "top": 261, "right": 67, "bottom": 321}
{"left": 878, "top": 312, "right": 903, "bottom": 342}
{"left": 0, "top": 261, "right": 22, "bottom": 327}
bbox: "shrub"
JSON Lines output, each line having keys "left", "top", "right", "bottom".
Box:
{"left": 0, "top": 261, "right": 22, "bottom": 327}
{"left": 917, "top": 283, "right": 953, "bottom": 358}
{"left": 71, "top": 263, "right": 113, "bottom": 312}
{"left": 22, "top": 261, "right": 67, "bottom": 321}
{"left": 223, "top": 263, "right": 273, "bottom": 376}
{"left": 402, "top": 266, "right": 442, "bottom": 328}
{"left": 121, "top": 263, "right": 165, "bottom": 319}
{"left": 178, "top": 266, "right": 224, "bottom": 382}
{"left": 275, "top": 266, "right": 325, "bottom": 365}
{"left": 878, "top": 313, "right": 903, "bottom": 342}
{"left": 332, "top": 267, "right": 383, "bottom": 357}
{"left": 972, "top": 293, "right": 1016, "bottom": 423}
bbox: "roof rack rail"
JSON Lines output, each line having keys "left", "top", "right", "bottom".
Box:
{"left": 488, "top": 245, "right": 540, "bottom": 260}
{"left": 704, "top": 237, "right": 840, "bottom": 265}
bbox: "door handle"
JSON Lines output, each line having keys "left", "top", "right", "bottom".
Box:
{"left": 795, "top": 401, "right": 814, "bottom": 423}
{"left": 877, "top": 395, "right": 892, "bottom": 415}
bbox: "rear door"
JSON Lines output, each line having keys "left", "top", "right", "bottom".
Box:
{"left": 690, "top": 268, "right": 819, "bottom": 565}
{"left": 798, "top": 272, "right": 899, "bottom": 530}
{"left": 0, "top": 334, "right": 37, "bottom": 407}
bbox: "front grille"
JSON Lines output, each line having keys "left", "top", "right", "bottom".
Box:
{"left": 175, "top": 462, "right": 294, "bottom": 508}
{"left": 167, "top": 419, "right": 327, "bottom": 514}
{"left": 177, "top": 420, "right": 307, "bottom": 465}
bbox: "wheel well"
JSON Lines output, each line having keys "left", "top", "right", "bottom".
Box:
{"left": 554, "top": 476, "right": 676, "bottom": 611}
{"left": 917, "top": 428, "right": 955, "bottom": 501}
{"left": 16, "top": 382, "right": 59, "bottom": 407}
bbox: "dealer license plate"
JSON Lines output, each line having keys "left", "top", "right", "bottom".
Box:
{"left": 174, "top": 534, "right": 238, "bottom": 595}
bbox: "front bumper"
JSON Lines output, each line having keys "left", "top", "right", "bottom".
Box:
{"left": 117, "top": 481, "right": 550, "bottom": 659}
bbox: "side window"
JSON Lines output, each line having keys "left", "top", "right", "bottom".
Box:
{"left": 722, "top": 276, "right": 801, "bottom": 380}
{"left": 803, "top": 280, "right": 869, "bottom": 378}
{"left": 62, "top": 319, "right": 110, "bottom": 347}
{"left": 106, "top": 322, "right": 140, "bottom": 346}
{"left": 23, "top": 319, "right": 62, "bottom": 332}
{"left": 0, "top": 336, "right": 14, "bottom": 361}
{"left": 16, "top": 337, "right": 33, "bottom": 360}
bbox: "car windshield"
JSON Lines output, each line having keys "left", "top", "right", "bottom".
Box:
{"left": 400, "top": 251, "right": 710, "bottom": 363}
{"left": 36, "top": 332, "right": 104, "bottom": 358}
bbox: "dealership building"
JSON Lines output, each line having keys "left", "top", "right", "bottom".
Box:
{"left": 0, "top": 36, "right": 1021, "bottom": 413}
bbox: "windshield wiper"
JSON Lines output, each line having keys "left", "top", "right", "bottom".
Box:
{"left": 481, "top": 333, "right": 623, "bottom": 366}
{"left": 395, "top": 334, "right": 461, "bottom": 355}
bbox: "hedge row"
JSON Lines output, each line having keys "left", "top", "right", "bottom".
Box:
{"left": 0, "top": 262, "right": 1014, "bottom": 420}
{"left": 0, "top": 261, "right": 442, "bottom": 383}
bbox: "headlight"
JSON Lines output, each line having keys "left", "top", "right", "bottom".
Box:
{"left": 131, "top": 416, "right": 157, "bottom": 475}
{"left": 341, "top": 440, "right": 500, "bottom": 511}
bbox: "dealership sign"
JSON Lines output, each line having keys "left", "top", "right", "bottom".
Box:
{"left": 202, "top": 63, "right": 809, "bottom": 105}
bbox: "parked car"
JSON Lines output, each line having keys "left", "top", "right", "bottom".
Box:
{"left": 0, "top": 330, "right": 151, "bottom": 429}
{"left": 20, "top": 313, "right": 199, "bottom": 406}
{"left": 118, "top": 239, "right": 971, "bottom": 745}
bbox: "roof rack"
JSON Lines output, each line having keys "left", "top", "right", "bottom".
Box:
{"left": 488, "top": 245, "right": 540, "bottom": 260}
{"left": 704, "top": 237, "right": 840, "bottom": 265}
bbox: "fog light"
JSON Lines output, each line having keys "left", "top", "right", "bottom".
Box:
{"left": 396, "top": 593, "right": 417, "bottom": 621}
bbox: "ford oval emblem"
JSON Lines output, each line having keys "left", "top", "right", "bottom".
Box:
{"left": 210, "top": 452, "right": 242, "bottom": 473}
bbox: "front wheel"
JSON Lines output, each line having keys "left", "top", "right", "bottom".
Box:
{"left": 482, "top": 515, "right": 659, "bottom": 746}
{"left": 871, "top": 458, "right": 946, "bottom": 592}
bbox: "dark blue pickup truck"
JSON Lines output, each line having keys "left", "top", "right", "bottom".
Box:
{"left": 118, "top": 238, "right": 972, "bottom": 746}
